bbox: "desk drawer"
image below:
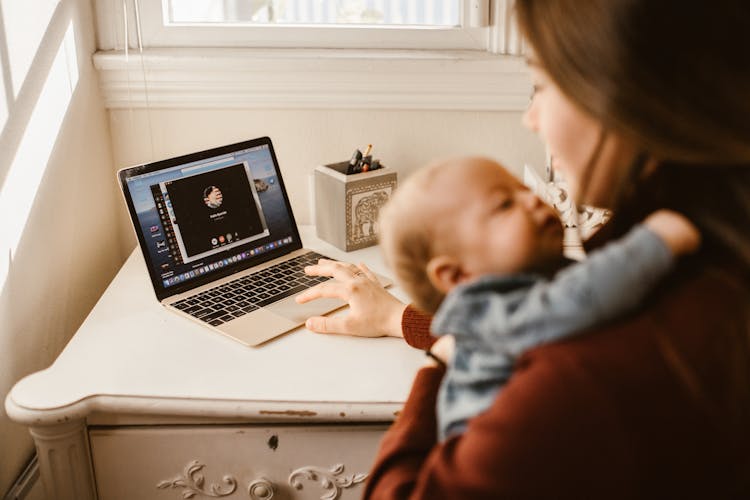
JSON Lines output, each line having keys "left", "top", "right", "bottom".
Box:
{"left": 90, "top": 424, "right": 387, "bottom": 500}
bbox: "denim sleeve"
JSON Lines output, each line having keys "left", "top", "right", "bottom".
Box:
{"left": 500, "top": 224, "right": 673, "bottom": 354}
{"left": 432, "top": 224, "right": 674, "bottom": 356}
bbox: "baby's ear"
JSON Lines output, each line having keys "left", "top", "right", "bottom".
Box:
{"left": 426, "top": 255, "right": 466, "bottom": 293}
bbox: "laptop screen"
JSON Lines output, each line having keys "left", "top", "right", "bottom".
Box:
{"left": 119, "top": 137, "right": 303, "bottom": 301}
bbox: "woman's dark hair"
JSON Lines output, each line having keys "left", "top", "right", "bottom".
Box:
{"left": 515, "top": 0, "right": 750, "bottom": 453}
{"left": 515, "top": 0, "right": 750, "bottom": 164}
{"left": 515, "top": 0, "right": 750, "bottom": 268}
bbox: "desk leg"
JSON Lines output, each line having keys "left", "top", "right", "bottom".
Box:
{"left": 29, "top": 420, "right": 97, "bottom": 500}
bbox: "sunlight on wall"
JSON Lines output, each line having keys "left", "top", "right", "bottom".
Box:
{"left": 0, "top": 21, "right": 78, "bottom": 291}
{"left": 1, "top": 0, "right": 61, "bottom": 97}
{"left": 0, "top": 47, "right": 7, "bottom": 132}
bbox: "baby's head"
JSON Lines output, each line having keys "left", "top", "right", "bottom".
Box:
{"left": 379, "top": 157, "right": 564, "bottom": 313}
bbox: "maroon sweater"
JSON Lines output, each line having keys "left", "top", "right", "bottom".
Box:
{"left": 364, "top": 193, "right": 750, "bottom": 498}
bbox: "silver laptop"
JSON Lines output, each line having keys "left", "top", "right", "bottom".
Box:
{"left": 119, "top": 136, "right": 370, "bottom": 346}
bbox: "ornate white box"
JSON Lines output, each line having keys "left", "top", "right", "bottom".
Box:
{"left": 314, "top": 162, "right": 397, "bottom": 252}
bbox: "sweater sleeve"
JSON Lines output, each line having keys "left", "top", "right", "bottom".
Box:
{"left": 363, "top": 366, "right": 444, "bottom": 499}
{"left": 401, "top": 305, "right": 436, "bottom": 350}
{"left": 363, "top": 342, "right": 635, "bottom": 499}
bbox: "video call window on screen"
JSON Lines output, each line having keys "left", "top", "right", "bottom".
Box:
{"left": 154, "top": 163, "right": 270, "bottom": 264}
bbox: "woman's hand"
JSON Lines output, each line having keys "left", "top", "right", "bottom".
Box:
{"left": 295, "top": 259, "right": 407, "bottom": 338}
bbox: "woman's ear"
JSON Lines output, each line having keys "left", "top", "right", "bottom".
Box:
{"left": 426, "top": 255, "right": 467, "bottom": 293}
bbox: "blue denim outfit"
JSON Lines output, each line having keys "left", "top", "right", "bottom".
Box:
{"left": 432, "top": 224, "right": 673, "bottom": 440}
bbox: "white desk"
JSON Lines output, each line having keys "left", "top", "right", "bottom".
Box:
{"left": 5, "top": 227, "right": 424, "bottom": 500}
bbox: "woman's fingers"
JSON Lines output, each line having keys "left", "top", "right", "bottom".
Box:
{"left": 356, "top": 263, "right": 381, "bottom": 285}
{"left": 295, "top": 281, "right": 348, "bottom": 304}
{"left": 304, "top": 259, "right": 361, "bottom": 282}
{"left": 297, "top": 258, "right": 405, "bottom": 338}
{"left": 304, "top": 315, "right": 349, "bottom": 334}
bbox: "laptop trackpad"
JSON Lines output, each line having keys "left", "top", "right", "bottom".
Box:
{"left": 219, "top": 308, "right": 299, "bottom": 347}
{"left": 267, "top": 295, "right": 347, "bottom": 324}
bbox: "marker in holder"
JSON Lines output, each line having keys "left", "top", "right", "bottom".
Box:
{"left": 346, "top": 144, "right": 383, "bottom": 175}
{"left": 315, "top": 146, "right": 397, "bottom": 251}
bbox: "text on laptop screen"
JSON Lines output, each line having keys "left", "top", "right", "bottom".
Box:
{"left": 125, "top": 144, "right": 296, "bottom": 289}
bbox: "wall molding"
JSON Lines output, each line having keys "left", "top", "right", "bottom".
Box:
{"left": 93, "top": 48, "right": 530, "bottom": 111}
{"left": 3, "top": 454, "right": 39, "bottom": 500}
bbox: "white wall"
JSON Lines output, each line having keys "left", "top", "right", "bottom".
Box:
{"left": 0, "top": 1, "right": 544, "bottom": 492}
{"left": 0, "top": 0, "right": 120, "bottom": 494}
{"left": 108, "top": 108, "right": 545, "bottom": 254}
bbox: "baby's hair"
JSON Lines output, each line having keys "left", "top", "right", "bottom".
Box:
{"left": 380, "top": 156, "right": 513, "bottom": 313}
{"left": 378, "top": 160, "right": 470, "bottom": 314}
{"left": 379, "top": 206, "right": 444, "bottom": 314}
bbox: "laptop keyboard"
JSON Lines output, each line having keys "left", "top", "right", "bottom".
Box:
{"left": 171, "top": 251, "right": 333, "bottom": 327}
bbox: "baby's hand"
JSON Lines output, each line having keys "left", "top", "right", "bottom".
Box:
{"left": 428, "top": 335, "right": 455, "bottom": 366}
{"left": 644, "top": 210, "right": 701, "bottom": 256}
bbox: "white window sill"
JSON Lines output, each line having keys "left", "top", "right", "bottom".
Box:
{"left": 93, "top": 48, "right": 531, "bottom": 111}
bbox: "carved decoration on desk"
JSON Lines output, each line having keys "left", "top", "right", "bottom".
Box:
{"left": 289, "top": 463, "right": 367, "bottom": 500}
{"left": 248, "top": 477, "right": 275, "bottom": 500}
{"left": 156, "top": 460, "right": 238, "bottom": 498}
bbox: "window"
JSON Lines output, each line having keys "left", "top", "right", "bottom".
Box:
{"left": 93, "top": 0, "right": 529, "bottom": 111}
{"left": 166, "top": 0, "right": 462, "bottom": 27}
{"left": 97, "top": 0, "right": 497, "bottom": 50}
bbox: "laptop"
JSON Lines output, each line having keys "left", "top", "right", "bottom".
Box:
{"left": 119, "top": 136, "right": 372, "bottom": 346}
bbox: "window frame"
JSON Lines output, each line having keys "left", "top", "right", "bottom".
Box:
{"left": 92, "top": 1, "right": 528, "bottom": 112}
{"left": 96, "top": 0, "right": 499, "bottom": 51}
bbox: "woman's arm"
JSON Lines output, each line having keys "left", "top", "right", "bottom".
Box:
{"left": 363, "top": 366, "right": 444, "bottom": 499}
{"left": 363, "top": 345, "right": 630, "bottom": 499}
{"left": 402, "top": 305, "right": 437, "bottom": 350}
{"left": 296, "top": 259, "right": 407, "bottom": 337}
{"left": 297, "top": 259, "right": 436, "bottom": 348}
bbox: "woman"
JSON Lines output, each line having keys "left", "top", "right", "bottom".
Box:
{"left": 297, "top": 0, "right": 750, "bottom": 496}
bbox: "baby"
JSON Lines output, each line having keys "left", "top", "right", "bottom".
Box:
{"left": 378, "top": 157, "right": 699, "bottom": 440}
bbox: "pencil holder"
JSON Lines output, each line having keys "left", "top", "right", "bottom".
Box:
{"left": 314, "top": 161, "right": 397, "bottom": 251}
